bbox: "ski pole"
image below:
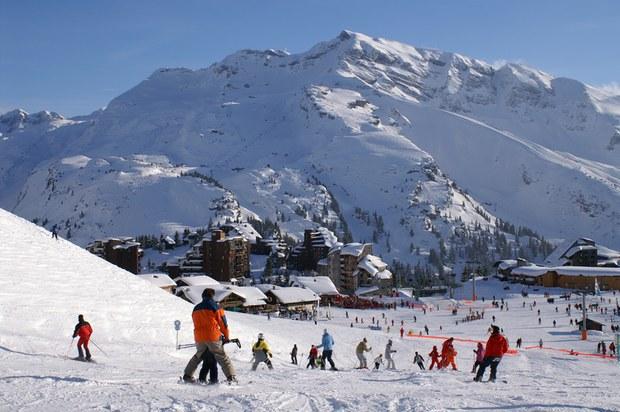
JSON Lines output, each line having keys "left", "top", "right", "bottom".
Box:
{"left": 90, "top": 339, "right": 109, "bottom": 357}
{"left": 65, "top": 337, "right": 75, "bottom": 359}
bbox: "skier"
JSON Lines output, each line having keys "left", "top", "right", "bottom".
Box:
{"left": 291, "top": 344, "right": 298, "bottom": 365}
{"left": 355, "top": 337, "right": 372, "bottom": 369}
{"left": 424, "top": 325, "right": 429, "bottom": 335}
{"left": 601, "top": 341, "right": 607, "bottom": 356}
{"left": 373, "top": 354, "right": 383, "bottom": 370}
{"left": 609, "top": 341, "right": 616, "bottom": 356}
{"left": 472, "top": 342, "right": 485, "bottom": 373}
{"left": 183, "top": 288, "right": 236, "bottom": 384}
{"left": 307, "top": 345, "right": 318, "bottom": 369}
{"left": 428, "top": 346, "right": 440, "bottom": 370}
{"left": 413, "top": 351, "right": 425, "bottom": 370}
{"left": 441, "top": 338, "right": 457, "bottom": 370}
{"left": 251, "top": 333, "right": 273, "bottom": 370}
{"left": 516, "top": 338, "right": 522, "bottom": 348}
{"left": 539, "top": 338, "right": 543, "bottom": 348}
{"left": 51, "top": 226, "right": 59, "bottom": 240}
{"left": 385, "top": 339, "right": 397, "bottom": 370}
{"left": 317, "top": 329, "right": 337, "bottom": 370}
{"left": 198, "top": 347, "right": 218, "bottom": 384}
{"left": 400, "top": 327, "right": 404, "bottom": 338}
{"left": 474, "top": 325, "right": 508, "bottom": 382}
{"left": 71, "top": 314, "right": 92, "bottom": 361}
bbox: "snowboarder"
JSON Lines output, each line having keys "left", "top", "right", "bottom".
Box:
{"left": 183, "top": 288, "right": 236, "bottom": 384}
{"left": 428, "top": 346, "right": 440, "bottom": 370}
{"left": 251, "top": 333, "right": 273, "bottom": 370}
{"left": 413, "top": 352, "right": 425, "bottom": 370}
{"left": 385, "top": 339, "right": 397, "bottom": 370}
{"left": 72, "top": 314, "right": 92, "bottom": 361}
{"left": 317, "top": 329, "right": 337, "bottom": 370}
{"left": 474, "top": 325, "right": 508, "bottom": 382}
{"left": 472, "top": 342, "right": 485, "bottom": 373}
{"left": 441, "top": 338, "right": 457, "bottom": 370}
{"left": 198, "top": 347, "right": 218, "bottom": 384}
{"left": 373, "top": 354, "right": 383, "bottom": 370}
{"left": 355, "top": 338, "right": 372, "bottom": 369}
{"left": 307, "top": 345, "right": 318, "bottom": 369}
{"left": 291, "top": 344, "right": 298, "bottom": 365}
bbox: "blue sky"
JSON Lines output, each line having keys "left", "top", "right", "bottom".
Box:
{"left": 1, "top": 0, "right": 619, "bottom": 116}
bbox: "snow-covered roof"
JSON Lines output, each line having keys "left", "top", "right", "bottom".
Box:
{"left": 563, "top": 245, "right": 597, "bottom": 259}
{"left": 220, "top": 222, "right": 262, "bottom": 244}
{"left": 312, "top": 227, "right": 340, "bottom": 248}
{"left": 355, "top": 286, "right": 380, "bottom": 296}
{"left": 495, "top": 259, "right": 518, "bottom": 270}
{"left": 289, "top": 275, "right": 340, "bottom": 296}
{"left": 179, "top": 285, "right": 267, "bottom": 306}
{"left": 112, "top": 241, "right": 141, "bottom": 250}
{"left": 264, "top": 286, "right": 320, "bottom": 304}
{"left": 163, "top": 236, "right": 175, "bottom": 245}
{"left": 340, "top": 243, "right": 367, "bottom": 257}
{"left": 356, "top": 254, "right": 391, "bottom": 279}
{"left": 176, "top": 275, "right": 220, "bottom": 287}
{"left": 511, "top": 265, "right": 620, "bottom": 278}
{"left": 137, "top": 273, "right": 176, "bottom": 288}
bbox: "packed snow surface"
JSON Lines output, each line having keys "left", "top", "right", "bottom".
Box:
{"left": 1, "top": 208, "right": 620, "bottom": 411}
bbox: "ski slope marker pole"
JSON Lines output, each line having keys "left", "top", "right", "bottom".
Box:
{"left": 90, "top": 339, "right": 109, "bottom": 357}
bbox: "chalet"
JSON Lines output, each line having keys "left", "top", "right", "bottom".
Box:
{"left": 289, "top": 275, "right": 340, "bottom": 303}
{"left": 509, "top": 265, "right": 620, "bottom": 290}
{"left": 545, "top": 238, "right": 620, "bottom": 268}
{"left": 576, "top": 318, "right": 604, "bottom": 332}
{"left": 137, "top": 273, "right": 176, "bottom": 293}
{"left": 162, "top": 236, "right": 176, "bottom": 250}
{"left": 288, "top": 228, "right": 340, "bottom": 271}
{"left": 86, "top": 237, "right": 142, "bottom": 274}
{"left": 257, "top": 284, "right": 320, "bottom": 311}
{"left": 176, "top": 284, "right": 267, "bottom": 311}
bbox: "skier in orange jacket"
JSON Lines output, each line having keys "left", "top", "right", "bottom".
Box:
{"left": 441, "top": 337, "right": 458, "bottom": 370}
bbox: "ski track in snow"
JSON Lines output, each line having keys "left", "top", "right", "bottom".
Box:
{"left": 1, "top": 209, "right": 620, "bottom": 411}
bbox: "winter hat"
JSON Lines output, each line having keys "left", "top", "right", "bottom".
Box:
{"left": 78, "top": 314, "right": 84, "bottom": 322}
{"left": 363, "top": 337, "right": 367, "bottom": 342}
{"left": 323, "top": 328, "right": 328, "bottom": 334}
{"left": 258, "top": 333, "right": 264, "bottom": 340}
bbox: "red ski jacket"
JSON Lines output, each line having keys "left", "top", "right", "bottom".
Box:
{"left": 484, "top": 332, "right": 508, "bottom": 358}
{"left": 73, "top": 321, "right": 92, "bottom": 340}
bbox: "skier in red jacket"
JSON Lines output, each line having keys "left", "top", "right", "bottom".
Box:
{"left": 428, "top": 346, "right": 440, "bottom": 370}
{"left": 474, "top": 325, "right": 508, "bottom": 382}
{"left": 72, "top": 314, "right": 93, "bottom": 361}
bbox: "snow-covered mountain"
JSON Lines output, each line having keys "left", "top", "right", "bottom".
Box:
{"left": 1, "top": 31, "right": 619, "bottom": 267}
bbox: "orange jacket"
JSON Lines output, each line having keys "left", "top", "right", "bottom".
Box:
{"left": 192, "top": 298, "right": 230, "bottom": 343}
{"left": 484, "top": 332, "right": 508, "bottom": 358}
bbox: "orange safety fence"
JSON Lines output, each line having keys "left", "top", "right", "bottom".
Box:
{"left": 523, "top": 345, "right": 617, "bottom": 360}
{"left": 404, "top": 332, "right": 518, "bottom": 356}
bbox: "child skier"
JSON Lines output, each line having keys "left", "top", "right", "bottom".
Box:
{"left": 441, "top": 337, "right": 457, "bottom": 370}
{"left": 428, "top": 346, "right": 440, "bottom": 370}
{"left": 472, "top": 342, "right": 485, "bottom": 373}
{"left": 198, "top": 346, "right": 218, "bottom": 384}
{"left": 251, "top": 333, "right": 273, "bottom": 371}
{"left": 413, "top": 352, "right": 425, "bottom": 370}
{"left": 307, "top": 345, "right": 318, "bottom": 369}
{"left": 71, "top": 314, "right": 93, "bottom": 361}
{"left": 374, "top": 354, "right": 383, "bottom": 370}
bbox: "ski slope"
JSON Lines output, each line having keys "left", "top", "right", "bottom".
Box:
{"left": 1, "top": 208, "right": 619, "bottom": 411}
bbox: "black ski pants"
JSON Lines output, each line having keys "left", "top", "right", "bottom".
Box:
{"left": 475, "top": 357, "right": 501, "bottom": 381}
